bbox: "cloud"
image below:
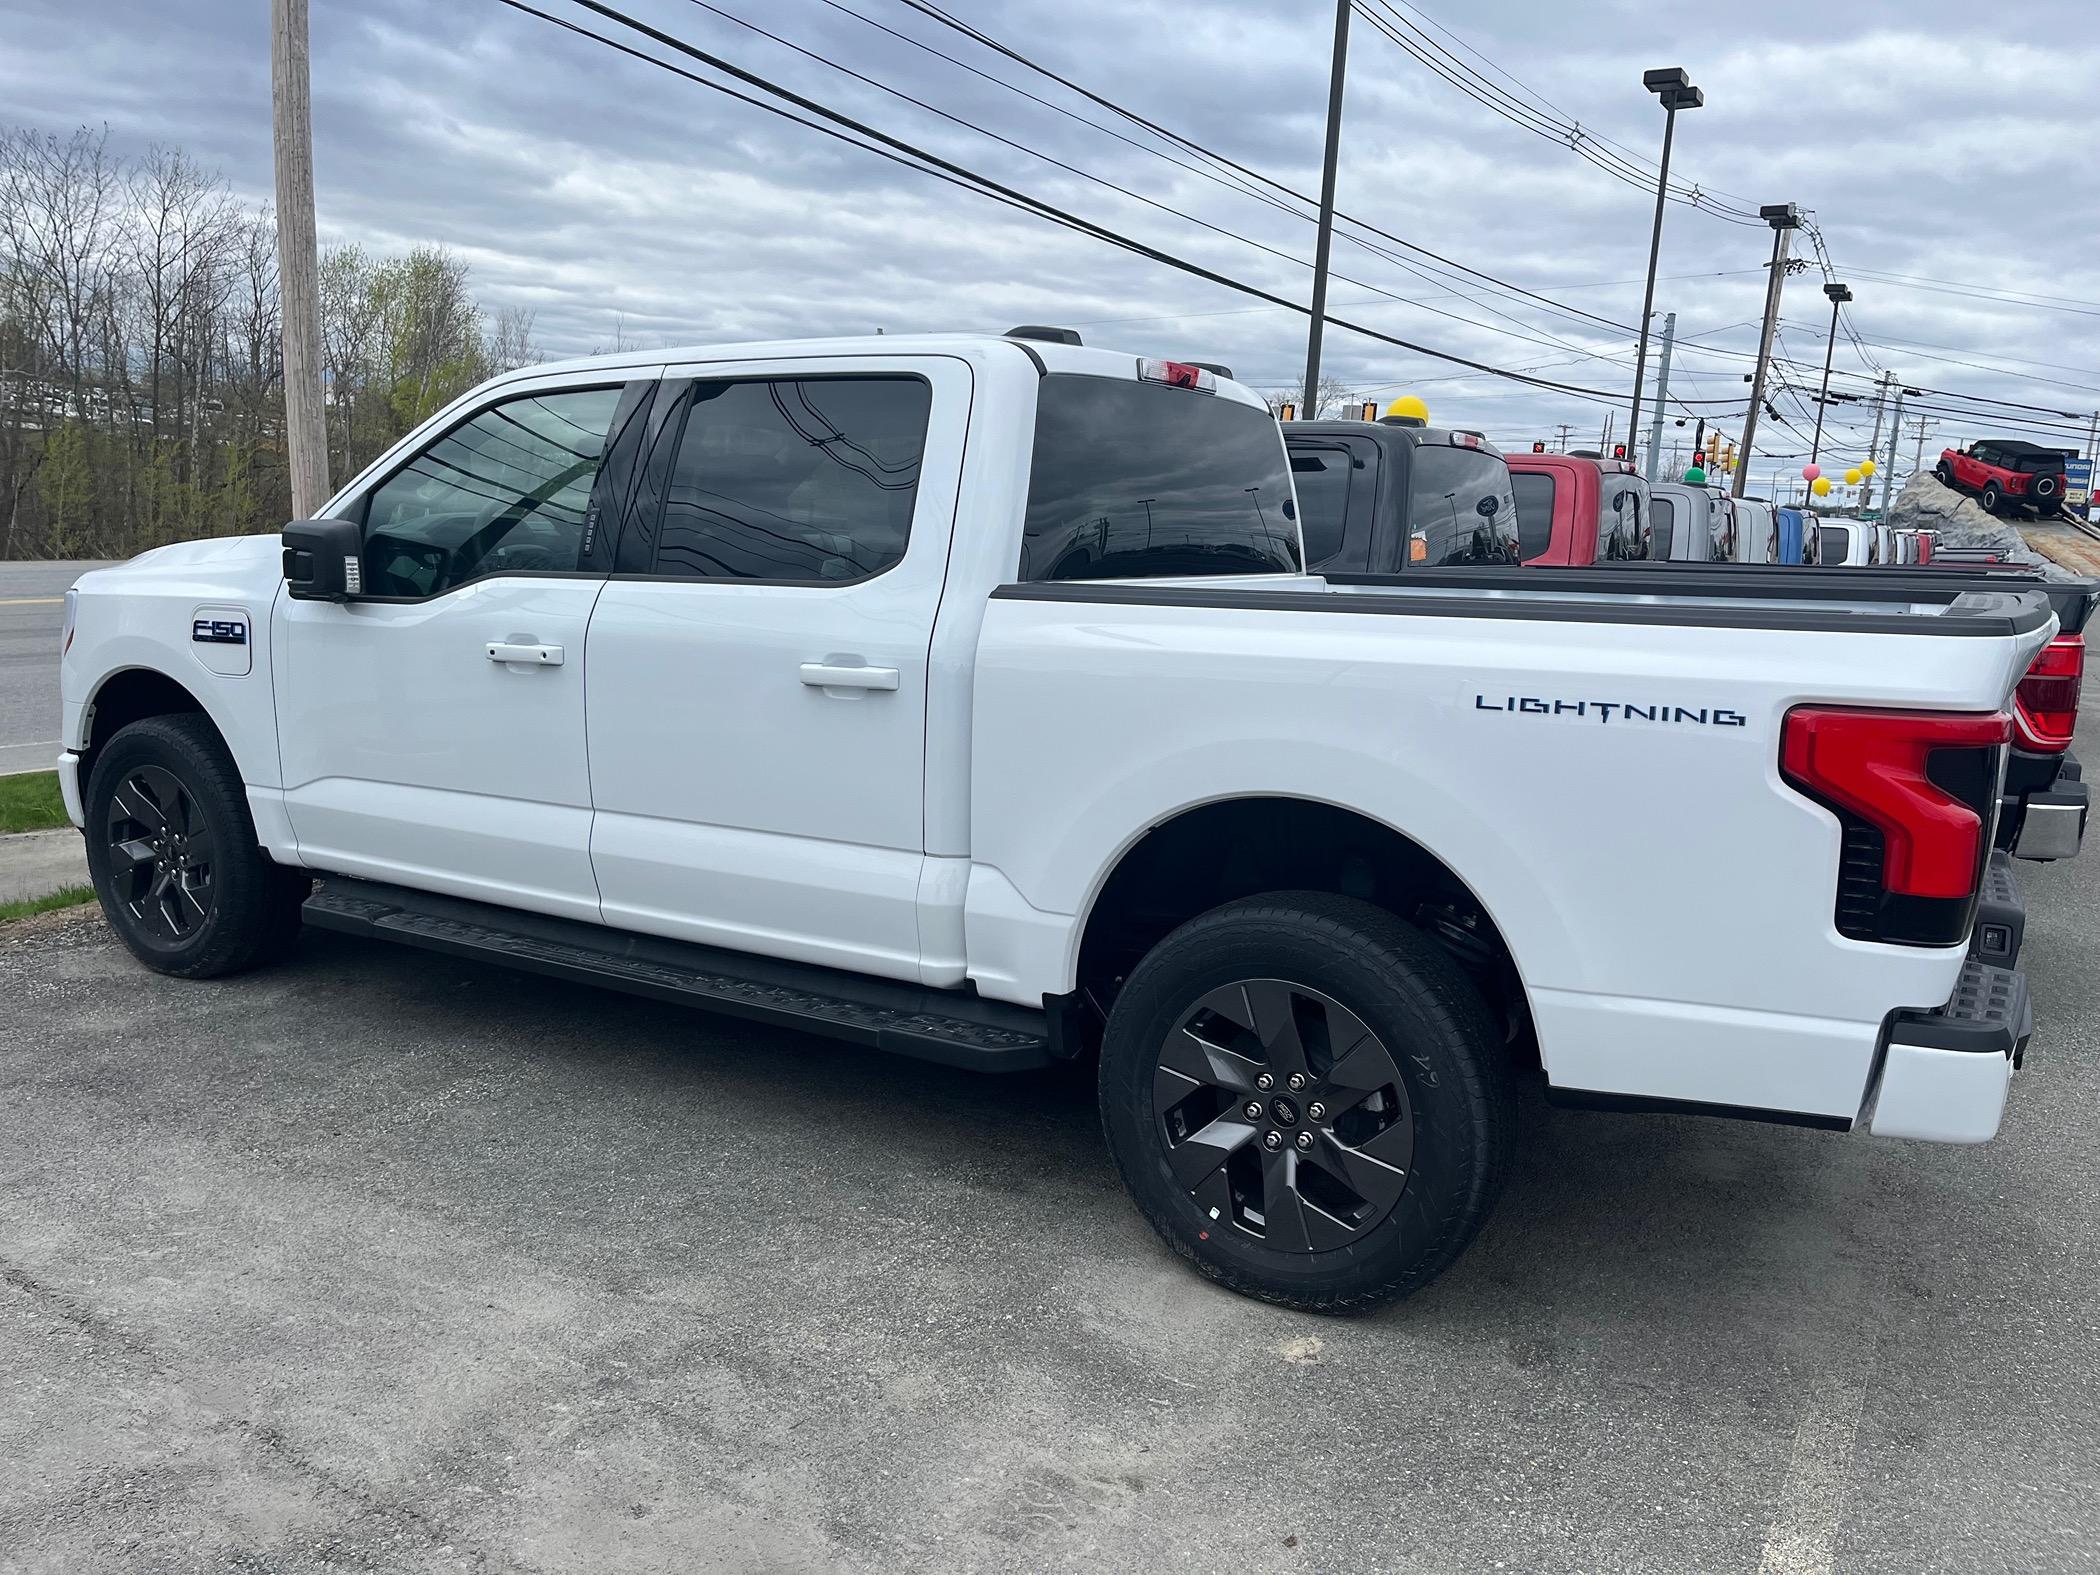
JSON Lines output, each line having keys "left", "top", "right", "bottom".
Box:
{"left": 3, "top": 0, "right": 2095, "bottom": 465}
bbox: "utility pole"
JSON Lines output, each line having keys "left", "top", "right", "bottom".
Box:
{"left": 272, "top": 0, "right": 330, "bottom": 518}
{"left": 1881, "top": 385, "right": 1915, "bottom": 515}
{"left": 1910, "top": 416, "right": 1931, "bottom": 476}
{"left": 1808, "top": 281, "right": 1851, "bottom": 465}
{"left": 1599, "top": 410, "right": 1613, "bottom": 457}
{"left": 1554, "top": 423, "right": 1573, "bottom": 453}
{"left": 1300, "top": 0, "right": 1350, "bottom": 421}
{"left": 1734, "top": 203, "right": 1799, "bottom": 498}
{"left": 1644, "top": 312, "right": 1676, "bottom": 477}
{"left": 1864, "top": 371, "right": 1898, "bottom": 514}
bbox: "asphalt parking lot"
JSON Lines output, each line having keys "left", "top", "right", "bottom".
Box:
{"left": 3, "top": 709, "right": 2097, "bottom": 1573}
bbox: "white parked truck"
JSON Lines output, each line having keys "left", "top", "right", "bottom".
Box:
{"left": 58, "top": 332, "right": 2050, "bottom": 1310}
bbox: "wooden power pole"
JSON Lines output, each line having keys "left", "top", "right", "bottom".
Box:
{"left": 272, "top": 0, "right": 330, "bottom": 517}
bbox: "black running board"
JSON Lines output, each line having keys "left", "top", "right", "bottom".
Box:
{"left": 303, "top": 878, "right": 1053, "bottom": 1072}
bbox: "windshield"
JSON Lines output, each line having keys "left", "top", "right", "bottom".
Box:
{"left": 1021, "top": 376, "right": 1301, "bottom": 580}
{"left": 1406, "top": 445, "right": 1518, "bottom": 565}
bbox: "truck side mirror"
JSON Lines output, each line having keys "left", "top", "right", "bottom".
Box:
{"left": 282, "top": 518, "right": 363, "bottom": 601}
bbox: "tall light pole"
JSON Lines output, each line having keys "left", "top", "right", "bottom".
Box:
{"left": 1734, "top": 202, "right": 1800, "bottom": 499}
{"left": 1301, "top": 0, "right": 1351, "bottom": 420}
{"left": 1808, "top": 281, "right": 1851, "bottom": 466}
{"left": 1628, "top": 68, "right": 1702, "bottom": 470}
{"left": 272, "top": 0, "right": 330, "bottom": 517}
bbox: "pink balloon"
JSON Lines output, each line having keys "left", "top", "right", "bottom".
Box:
{"left": 1801, "top": 464, "right": 1821, "bottom": 481}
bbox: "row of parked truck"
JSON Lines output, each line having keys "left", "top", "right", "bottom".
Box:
{"left": 54, "top": 327, "right": 2091, "bottom": 1311}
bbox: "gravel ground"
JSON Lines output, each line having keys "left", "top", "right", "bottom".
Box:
{"left": 2, "top": 722, "right": 2095, "bottom": 1573}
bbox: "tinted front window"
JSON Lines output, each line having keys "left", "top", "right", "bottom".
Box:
{"left": 1022, "top": 376, "right": 1299, "bottom": 580}
{"left": 1510, "top": 471, "right": 1556, "bottom": 561}
{"left": 1407, "top": 446, "right": 1518, "bottom": 565}
{"left": 1650, "top": 494, "right": 1675, "bottom": 558}
{"left": 655, "top": 377, "right": 930, "bottom": 582}
{"left": 361, "top": 386, "right": 624, "bottom": 597}
{"left": 1289, "top": 445, "right": 1353, "bottom": 569}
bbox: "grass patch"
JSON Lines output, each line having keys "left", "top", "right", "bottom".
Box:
{"left": 0, "top": 771, "right": 71, "bottom": 835}
{"left": 0, "top": 884, "right": 95, "bottom": 922}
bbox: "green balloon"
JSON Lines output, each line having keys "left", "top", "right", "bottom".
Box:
{"left": 1684, "top": 465, "right": 1708, "bottom": 485}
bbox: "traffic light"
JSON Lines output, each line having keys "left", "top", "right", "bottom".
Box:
{"left": 1532, "top": 440, "right": 1546, "bottom": 453}
{"left": 1277, "top": 402, "right": 1296, "bottom": 422}
{"left": 1360, "top": 401, "right": 1378, "bottom": 421}
{"left": 1612, "top": 443, "right": 1627, "bottom": 460}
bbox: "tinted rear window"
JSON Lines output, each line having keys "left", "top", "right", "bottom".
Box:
{"left": 1650, "top": 494, "right": 1675, "bottom": 558}
{"left": 1022, "top": 375, "right": 1300, "bottom": 580}
{"left": 1407, "top": 446, "right": 1518, "bottom": 566}
{"left": 1820, "top": 525, "right": 1849, "bottom": 561}
{"left": 2012, "top": 452, "right": 2066, "bottom": 473}
{"left": 1510, "top": 471, "right": 1556, "bottom": 561}
{"left": 1601, "top": 481, "right": 1647, "bottom": 560}
{"left": 1289, "top": 445, "right": 1353, "bottom": 569}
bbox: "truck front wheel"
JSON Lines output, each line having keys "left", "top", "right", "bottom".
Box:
{"left": 1098, "top": 893, "right": 1515, "bottom": 1313}
{"left": 83, "top": 714, "right": 310, "bottom": 979}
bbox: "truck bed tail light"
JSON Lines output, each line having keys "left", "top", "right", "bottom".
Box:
{"left": 1136, "top": 359, "right": 1215, "bottom": 393}
{"left": 2012, "top": 634, "right": 2083, "bottom": 753}
{"left": 1782, "top": 706, "right": 2009, "bottom": 946}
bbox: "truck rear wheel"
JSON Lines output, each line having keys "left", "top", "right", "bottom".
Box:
{"left": 1098, "top": 892, "right": 1514, "bottom": 1313}
{"left": 83, "top": 714, "right": 310, "bottom": 979}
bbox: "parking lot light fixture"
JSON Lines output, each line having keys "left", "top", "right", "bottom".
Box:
{"left": 1811, "top": 281, "right": 1853, "bottom": 465}
{"left": 1629, "top": 68, "right": 1702, "bottom": 470}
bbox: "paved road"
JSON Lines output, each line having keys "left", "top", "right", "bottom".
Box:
{"left": 2, "top": 702, "right": 2096, "bottom": 1572}
{"left": 0, "top": 561, "right": 114, "bottom": 776}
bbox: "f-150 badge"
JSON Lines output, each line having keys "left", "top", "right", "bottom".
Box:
{"left": 192, "top": 617, "right": 248, "bottom": 646}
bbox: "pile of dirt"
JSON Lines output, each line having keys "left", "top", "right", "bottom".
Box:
{"left": 1881, "top": 473, "right": 2074, "bottom": 578}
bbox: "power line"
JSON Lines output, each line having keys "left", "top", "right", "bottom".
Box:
{"left": 494, "top": 0, "right": 1743, "bottom": 404}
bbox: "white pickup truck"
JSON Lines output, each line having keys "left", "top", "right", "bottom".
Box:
{"left": 58, "top": 331, "right": 2050, "bottom": 1311}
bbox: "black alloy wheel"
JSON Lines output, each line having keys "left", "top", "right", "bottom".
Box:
{"left": 1155, "top": 979, "right": 1413, "bottom": 1253}
{"left": 102, "top": 763, "right": 217, "bottom": 946}
{"left": 84, "top": 713, "right": 310, "bottom": 978}
{"left": 1099, "top": 892, "right": 1514, "bottom": 1313}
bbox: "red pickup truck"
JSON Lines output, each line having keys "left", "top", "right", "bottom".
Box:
{"left": 1936, "top": 440, "right": 2071, "bottom": 517}
{"left": 1505, "top": 452, "right": 1651, "bottom": 564}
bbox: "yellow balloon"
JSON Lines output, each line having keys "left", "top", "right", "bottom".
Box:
{"left": 1383, "top": 394, "right": 1430, "bottom": 425}
{"left": 1812, "top": 476, "right": 1833, "bottom": 496}
{"left": 1844, "top": 468, "right": 1863, "bottom": 486}
{"left": 1858, "top": 459, "right": 1877, "bottom": 478}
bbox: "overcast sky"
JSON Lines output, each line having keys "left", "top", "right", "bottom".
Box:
{"left": 8, "top": 0, "right": 2098, "bottom": 484}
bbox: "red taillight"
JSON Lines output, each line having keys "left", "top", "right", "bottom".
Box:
{"left": 2013, "top": 634, "right": 2084, "bottom": 752}
{"left": 1781, "top": 707, "right": 2008, "bottom": 901}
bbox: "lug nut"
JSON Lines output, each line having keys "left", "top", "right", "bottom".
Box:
{"left": 1287, "top": 1073, "right": 1307, "bottom": 1091}
{"left": 1255, "top": 1073, "right": 1274, "bottom": 1091}
{"left": 1295, "top": 1132, "right": 1313, "bottom": 1151}
{"left": 1243, "top": 1100, "right": 1264, "bottom": 1121}
{"left": 1307, "top": 1102, "right": 1326, "bottom": 1120}
{"left": 1262, "top": 1131, "right": 1282, "bottom": 1151}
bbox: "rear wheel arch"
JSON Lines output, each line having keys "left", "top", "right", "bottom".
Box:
{"left": 1072, "top": 795, "right": 1533, "bottom": 1047}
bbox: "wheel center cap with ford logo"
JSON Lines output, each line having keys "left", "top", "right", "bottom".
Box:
{"left": 1269, "top": 1095, "right": 1301, "bottom": 1127}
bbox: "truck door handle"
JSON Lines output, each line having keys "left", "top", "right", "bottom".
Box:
{"left": 799, "top": 662, "right": 898, "bottom": 692}
{"left": 486, "top": 641, "right": 564, "bottom": 666}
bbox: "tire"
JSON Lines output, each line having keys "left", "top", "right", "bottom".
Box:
{"left": 1098, "top": 892, "right": 1515, "bottom": 1314}
{"left": 83, "top": 714, "right": 310, "bottom": 978}
{"left": 1934, "top": 460, "right": 1955, "bottom": 487}
{"left": 1981, "top": 482, "right": 2003, "bottom": 515}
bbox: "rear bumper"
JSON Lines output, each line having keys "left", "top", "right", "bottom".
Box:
{"left": 1999, "top": 747, "right": 2086, "bottom": 862}
{"left": 1864, "top": 853, "right": 2032, "bottom": 1144}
